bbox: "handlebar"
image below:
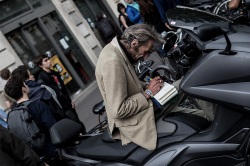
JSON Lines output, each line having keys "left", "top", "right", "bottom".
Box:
{"left": 161, "top": 28, "right": 183, "bottom": 46}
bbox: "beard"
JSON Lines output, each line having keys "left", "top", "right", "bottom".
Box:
{"left": 133, "top": 46, "right": 142, "bottom": 62}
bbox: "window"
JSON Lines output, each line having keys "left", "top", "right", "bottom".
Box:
{"left": 0, "top": 0, "right": 31, "bottom": 25}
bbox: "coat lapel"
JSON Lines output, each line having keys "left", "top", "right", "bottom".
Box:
{"left": 111, "top": 38, "right": 144, "bottom": 92}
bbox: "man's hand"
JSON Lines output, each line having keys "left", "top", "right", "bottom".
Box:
{"left": 144, "top": 76, "right": 164, "bottom": 99}
{"left": 71, "top": 102, "right": 75, "bottom": 109}
{"left": 148, "top": 76, "right": 164, "bottom": 95}
{"left": 165, "top": 23, "right": 173, "bottom": 30}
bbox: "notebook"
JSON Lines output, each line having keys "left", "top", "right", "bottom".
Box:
{"left": 153, "top": 82, "right": 178, "bottom": 105}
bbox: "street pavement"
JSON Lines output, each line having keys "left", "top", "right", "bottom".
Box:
{"left": 73, "top": 82, "right": 104, "bottom": 132}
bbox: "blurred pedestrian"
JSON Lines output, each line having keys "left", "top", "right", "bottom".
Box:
{"left": 4, "top": 76, "right": 58, "bottom": 165}
{"left": 228, "top": 0, "right": 241, "bottom": 9}
{"left": 11, "top": 65, "right": 67, "bottom": 121}
{"left": 117, "top": 3, "right": 133, "bottom": 31}
{"left": 138, "top": 0, "right": 167, "bottom": 33}
{"left": 0, "top": 68, "right": 14, "bottom": 110}
{"left": 153, "top": 0, "right": 182, "bottom": 30}
{"left": 0, "top": 68, "right": 11, "bottom": 81}
{"left": 96, "top": 12, "right": 122, "bottom": 44}
{"left": 117, "top": 3, "right": 134, "bottom": 31}
{"left": 34, "top": 55, "right": 86, "bottom": 134}
{"left": 125, "top": 0, "right": 143, "bottom": 24}
{"left": 0, "top": 125, "right": 46, "bottom": 166}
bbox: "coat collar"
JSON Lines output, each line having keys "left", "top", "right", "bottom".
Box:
{"left": 111, "top": 37, "right": 144, "bottom": 92}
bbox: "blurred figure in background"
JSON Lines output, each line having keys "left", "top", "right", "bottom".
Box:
{"left": 35, "top": 55, "right": 86, "bottom": 134}
{"left": 0, "top": 68, "right": 11, "bottom": 81}
{"left": 138, "top": 0, "right": 167, "bottom": 33}
{"left": 125, "top": 0, "right": 142, "bottom": 24}
{"left": 117, "top": 3, "right": 134, "bottom": 31}
{"left": 96, "top": 12, "right": 122, "bottom": 44}
{"left": 11, "top": 65, "right": 67, "bottom": 122}
{"left": 0, "top": 125, "right": 45, "bottom": 166}
{"left": 153, "top": 0, "right": 182, "bottom": 30}
{"left": 228, "top": 0, "right": 241, "bottom": 9}
{"left": 0, "top": 68, "right": 14, "bottom": 110}
{"left": 4, "top": 76, "right": 58, "bottom": 165}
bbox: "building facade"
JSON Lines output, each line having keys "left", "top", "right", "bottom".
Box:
{"left": 0, "top": 0, "right": 125, "bottom": 110}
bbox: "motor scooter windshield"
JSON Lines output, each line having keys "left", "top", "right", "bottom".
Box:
{"left": 167, "top": 6, "right": 232, "bottom": 30}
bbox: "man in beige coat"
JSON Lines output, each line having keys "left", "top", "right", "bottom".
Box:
{"left": 95, "top": 24, "right": 164, "bottom": 150}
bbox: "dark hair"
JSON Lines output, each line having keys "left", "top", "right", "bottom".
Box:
{"left": 11, "top": 65, "right": 29, "bottom": 81}
{"left": 4, "top": 76, "right": 25, "bottom": 100}
{"left": 138, "top": 0, "right": 154, "bottom": 16}
{"left": 34, "top": 54, "right": 48, "bottom": 67}
{"left": 117, "top": 3, "right": 126, "bottom": 14}
{"left": 0, "top": 68, "right": 11, "bottom": 80}
{"left": 96, "top": 12, "right": 104, "bottom": 21}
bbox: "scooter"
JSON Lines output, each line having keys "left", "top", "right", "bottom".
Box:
{"left": 49, "top": 23, "right": 250, "bottom": 165}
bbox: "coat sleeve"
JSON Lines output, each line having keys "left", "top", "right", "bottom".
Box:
{"left": 31, "top": 102, "right": 57, "bottom": 129}
{"left": 101, "top": 58, "right": 149, "bottom": 119}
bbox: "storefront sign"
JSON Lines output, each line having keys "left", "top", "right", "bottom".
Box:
{"left": 49, "top": 55, "right": 72, "bottom": 85}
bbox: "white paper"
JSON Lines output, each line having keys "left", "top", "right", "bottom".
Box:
{"left": 59, "top": 38, "right": 69, "bottom": 49}
{"left": 154, "top": 82, "right": 178, "bottom": 105}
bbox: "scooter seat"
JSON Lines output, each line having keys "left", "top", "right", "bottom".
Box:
{"left": 93, "top": 101, "right": 105, "bottom": 115}
{"left": 75, "top": 121, "right": 177, "bottom": 161}
{"left": 76, "top": 134, "right": 137, "bottom": 161}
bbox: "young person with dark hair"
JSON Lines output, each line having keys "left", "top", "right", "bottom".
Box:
{"left": 4, "top": 76, "right": 58, "bottom": 165}
{"left": 0, "top": 68, "right": 11, "bottom": 80}
{"left": 34, "top": 55, "right": 86, "bottom": 134}
{"left": 117, "top": 3, "right": 134, "bottom": 31}
{"left": 11, "top": 65, "right": 67, "bottom": 121}
{"left": 0, "top": 68, "right": 14, "bottom": 110}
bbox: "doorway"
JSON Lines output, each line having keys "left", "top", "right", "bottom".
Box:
{"left": 6, "top": 11, "right": 95, "bottom": 95}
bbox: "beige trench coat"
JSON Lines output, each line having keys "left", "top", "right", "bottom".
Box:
{"left": 95, "top": 37, "right": 157, "bottom": 150}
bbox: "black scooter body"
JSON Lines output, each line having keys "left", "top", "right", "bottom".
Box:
{"left": 181, "top": 50, "right": 250, "bottom": 109}
{"left": 51, "top": 104, "right": 250, "bottom": 165}
{"left": 49, "top": 22, "right": 250, "bottom": 165}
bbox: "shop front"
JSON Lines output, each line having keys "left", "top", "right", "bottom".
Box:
{"left": 0, "top": 0, "right": 97, "bottom": 96}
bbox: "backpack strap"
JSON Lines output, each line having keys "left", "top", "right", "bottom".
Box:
{"left": 18, "top": 101, "right": 43, "bottom": 132}
{"left": 21, "top": 100, "right": 33, "bottom": 107}
{"left": 12, "top": 100, "right": 33, "bottom": 112}
{"left": 41, "top": 85, "right": 62, "bottom": 108}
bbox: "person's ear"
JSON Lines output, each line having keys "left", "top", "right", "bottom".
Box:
{"left": 22, "top": 86, "right": 27, "bottom": 93}
{"left": 22, "top": 83, "right": 29, "bottom": 93}
{"left": 131, "top": 39, "right": 138, "bottom": 49}
{"left": 39, "top": 63, "right": 44, "bottom": 69}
